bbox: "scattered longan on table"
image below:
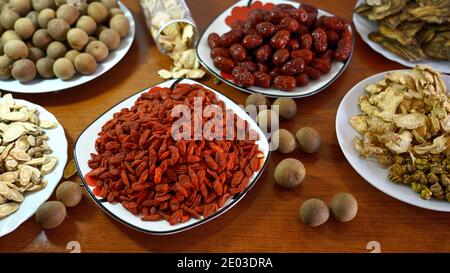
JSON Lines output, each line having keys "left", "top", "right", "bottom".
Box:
{"left": 35, "top": 201, "right": 66, "bottom": 229}
{"left": 56, "top": 181, "right": 83, "bottom": 208}
{"left": 300, "top": 198, "right": 330, "bottom": 227}
{"left": 296, "top": 127, "right": 321, "bottom": 154}
{"left": 274, "top": 158, "right": 306, "bottom": 188}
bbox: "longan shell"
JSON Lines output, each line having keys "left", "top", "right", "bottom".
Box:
{"left": 274, "top": 158, "right": 305, "bottom": 188}
{"left": 36, "top": 57, "right": 54, "bottom": 78}
{"left": 109, "top": 14, "right": 129, "bottom": 38}
{"left": 53, "top": 57, "right": 75, "bottom": 80}
{"left": 87, "top": 2, "right": 107, "bottom": 24}
{"left": 299, "top": 199, "right": 329, "bottom": 227}
{"left": 0, "top": 55, "right": 12, "bottom": 79}
{"left": 47, "top": 18, "right": 70, "bottom": 41}
{"left": 99, "top": 28, "right": 120, "bottom": 50}
{"left": 273, "top": 98, "right": 297, "bottom": 120}
{"left": 67, "top": 28, "right": 89, "bottom": 50}
{"left": 35, "top": 201, "right": 66, "bottom": 229}
{"left": 65, "top": 49, "right": 80, "bottom": 64}
{"left": 37, "top": 8, "right": 56, "bottom": 28}
{"left": 14, "top": 17, "right": 36, "bottom": 39}
{"left": 4, "top": 39, "right": 28, "bottom": 60}
{"left": 1, "top": 30, "right": 20, "bottom": 45}
{"left": 107, "top": 7, "right": 123, "bottom": 20}
{"left": 56, "top": 181, "right": 83, "bottom": 207}
{"left": 9, "top": 0, "right": 31, "bottom": 16}
{"left": 74, "top": 52, "right": 97, "bottom": 75}
{"left": 32, "top": 0, "right": 55, "bottom": 12}
{"left": 12, "top": 59, "right": 36, "bottom": 82}
{"left": 46, "top": 40, "right": 66, "bottom": 59}
{"left": 32, "top": 28, "right": 52, "bottom": 49}
{"left": 56, "top": 4, "right": 80, "bottom": 25}
{"left": 28, "top": 47, "right": 44, "bottom": 63}
{"left": 85, "top": 40, "right": 108, "bottom": 62}
{"left": 101, "top": 0, "right": 118, "bottom": 9}
{"left": 76, "top": 15, "right": 96, "bottom": 36}
{"left": 0, "top": 8, "right": 21, "bottom": 30}
{"left": 26, "top": 10, "right": 39, "bottom": 27}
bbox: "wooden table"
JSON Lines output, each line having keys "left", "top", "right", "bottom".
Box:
{"left": 1, "top": 0, "right": 449, "bottom": 253}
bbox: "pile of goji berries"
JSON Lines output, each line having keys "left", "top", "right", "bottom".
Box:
{"left": 208, "top": 3, "right": 353, "bottom": 91}
{"left": 86, "top": 83, "right": 263, "bottom": 225}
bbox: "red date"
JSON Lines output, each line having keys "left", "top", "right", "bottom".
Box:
{"left": 213, "top": 56, "right": 235, "bottom": 73}
{"left": 279, "top": 17, "right": 299, "bottom": 33}
{"left": 300, "top": 33, "right": 313, "bottom": 49}
{"left": 310, "top": 58, "right": 331, "bottom": 74}
{"left": 238, "top": 61, "right": 257, "bottom": 72}
{"left": 257, "top": 63, "right": 270, "bottom": 73}
{"left": 312, "top": 28, "right": 327, "bottom": 52}
{"left": 270, "top": 30, "right": 290, "bottom": 49}
{"left": 272, "top": 48, "right": 290, "bottom": 67}
{"left": 253, "top": 71, "right": 271, "bottom": 88}
{"left": 208, "top": 33, "right": 221, "bottom": 48}
{"left": 242, "top": 34, "right": 263, "bottom": 49}
{"left": 269, "top": 67, "right": 282, "bottom": 78}
{"left": 326, "top": 30, "right": 339, "bottom": 47}
{"left": 211, "top": 47, "right": 231, "bottom": 59}
{"left": 268, "top": 8, "right": 289, "bottom": 24}
{"left": 305, "top": 66, "right": 321, "bottom": 80}
{"left": 273, "top": 75, "right": 296, "bottom": 91}
{"left": 334, "top": 37, "right": 352, "bottom": 61}
{"left": 233, "top": 68, "right": 255, "bottom": 87}
{"left": 220, "top": 29, "right": 243, "bottom": 47}
{"left": 286, "top": 39, "right": 300, "bottom": 51}
{"left": 230, "top": 44, "right": 247, "bottom": 61}
{"left": 295, "top": 73, "right": 309, "bottom": 87}
{"left": 318, "top": 49, "right": 334, "bottom": 60}
{"left": 291, "top": 49, "right": 313, "bottom": 64}
{"left": 256, "top": 22, "right": 276, "bottom": 37}
{"left": 255, "top": 44, "right": 272, "bottom": 63}
{"left": 291, "top": 8, "right": 308, "bottom": 24}
{"left": 281, "top": 58, "right": 305, "bottom": 75}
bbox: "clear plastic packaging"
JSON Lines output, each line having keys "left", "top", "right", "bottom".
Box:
{"left": 140, "top": 0, "right": 199, "bottom": 55}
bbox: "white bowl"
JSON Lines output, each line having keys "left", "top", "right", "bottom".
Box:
{"left": 196, "top": 0, "right": 354, "bottom": 98}
{"left": 0, "top": 1, "right": 136, "bottom": 93}
{"left": 74, "top": 78, "right": 271, "bottom": 234}
{"left": 0, "top": 99, "right": 68, "bottom": 237}
{"left": 336, "top": 70, "right": 450, "bottom": 212}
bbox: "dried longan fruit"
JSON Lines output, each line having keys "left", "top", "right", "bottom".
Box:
{"left": 14, "top": 17, "right": 35, "bottom": 39}
{"left": 74, "top": 52, "right": 96, "bottom": 75}
{"left": 56, "top": 181, "right": 83, "bottom": 207}
{"left": 295, "top": 127, "right": 321, "bottom": 154}
{"left": 32, "top": 29, "right": 52, "bottom": 49}
{"left": 36, "top": 57, "right": 54, "bottom": 78}
{"left": 54, "top": 0, "right": 66, "bottom": 7}
{"left": 46, "top": 40, "right": 66, "bottom": 59}
{"left": 0, "top": 55, "right": 12, "bottom": 79}
{"left": 99, "top": 28, "right": 120, "bottom": 50}
{"left": 245, "top": 93, "right": 269, "bottom": 111}
{"left": 35, "top": 201, "right": 66, "bottom": 229}
{"left": 87, "top": 2, "right": 107, "bottom": 24}
{"left": 101, "top": 0, "right": 118, "bottom": 9}
{"left": 0, "top": 8, "right": 21, "bottom": 30}
{"left": 299, "top": 199, "right": 329, "bottom": 227}
{"left": 26, "top": 10, "right": 38, "bottom": 27}
{"left": 9, "top": 0, "right": 31, "bottom": 16}
{"left": 77, "top": 3, "right": 88, "bottom": 15}
{"left": 330, "top": 193, "right": 358, "bottom": 222}
{"left": 32, "top": 0, "right": 55, "bottom": 12}
{"left": 12, "top": 58, "right": 36, "bottom": 82}
{"left": 109, "top": 14, "right": 129, "bottom": 38}
{"left": 85, "top": 40, "right": 108, "bottom": 62}
{"left": 271, "top": 128, "right": 296, "bottom": 154}
{"left": 1, "top": 30, "right": 20, "bottom": 45}
{"left": 274, "top": 158, "right": 305, "bottom": 188}
{"left": 37, "top": 8, "right": 55, "bottom": 28}
{"left": 257, "top": 109, "right": 278, "bottom": 131}
{"left": 47, "top": 18, "right": 70, "bottom": 41}
{"left": 107, "top": 7, "right": 123, "bottom": 19}
{"left": 56, "top": 4, "right": 80, "bottom": 25}
{"left": 4, "top": 39, "right": 28, "bottom": 60}
{"left": 53, "top": 57, "right": 75, "bottom": 80}
{"left": 28, "top": 46, "right": 44, "bottom": 62}
{"left": 76, "top": 15, "right": 96, "bottom": 36}
{"left": 273, "top": 98, "right": 297, "bottom": 120}
{"left": 65, "top": 49, "right": 79, "bottom": 64}
{"left": 67, "top": 28, "right": 88, "bottom": 50}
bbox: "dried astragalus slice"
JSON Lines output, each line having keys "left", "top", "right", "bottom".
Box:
{"left": 0, "top": 93, "right": 59, "bottom": 219}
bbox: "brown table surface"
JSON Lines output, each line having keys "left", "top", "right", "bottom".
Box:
{"left": 1, "top": 0, "right": 450, "bottom": 253}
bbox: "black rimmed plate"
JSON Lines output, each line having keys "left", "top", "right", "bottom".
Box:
{"left": 74, "top": 78, "right": 270, "bottom": 235}
{"left": 196, "top": 0, "right": 354, "bottom": 98}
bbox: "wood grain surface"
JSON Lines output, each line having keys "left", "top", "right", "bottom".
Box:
{"left": 1, "top": 0, "right": 449, "bottom": 253}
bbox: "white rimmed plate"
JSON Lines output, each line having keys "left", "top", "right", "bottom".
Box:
{"left": 74, "top": 78, "right": 270, "bottom": 235}
{"left": 0, "top": 98, "right": 68, "bottom": 237}
{"left": 196, "top": 0, "right": 354, "bottom": 98}
{"left": 353, "top": 0, "right": 450, "bottom": 74}
{"left": 336, "top": 70, "right": 450, "bottom": 212}
{"left": 0, "top": 1, "right": 136, "bottom": 93}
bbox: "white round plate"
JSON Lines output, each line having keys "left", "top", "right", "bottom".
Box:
{"left": 336, "top": 70, "right": 450, "bottom": 212}
{"left": 74, "top": 78, "right": 271, "bottom": 235}
{"left": 0, "top": 98, "right": 68, "bottom": 237}
{"left": 0, "top": 1, "right": 136, "bottom": 93}
{"left": 196, "top": 0, "right": 354, "bottom": 98}
{"left": 353, "top": 0, "right": 450, "bottom": 74}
